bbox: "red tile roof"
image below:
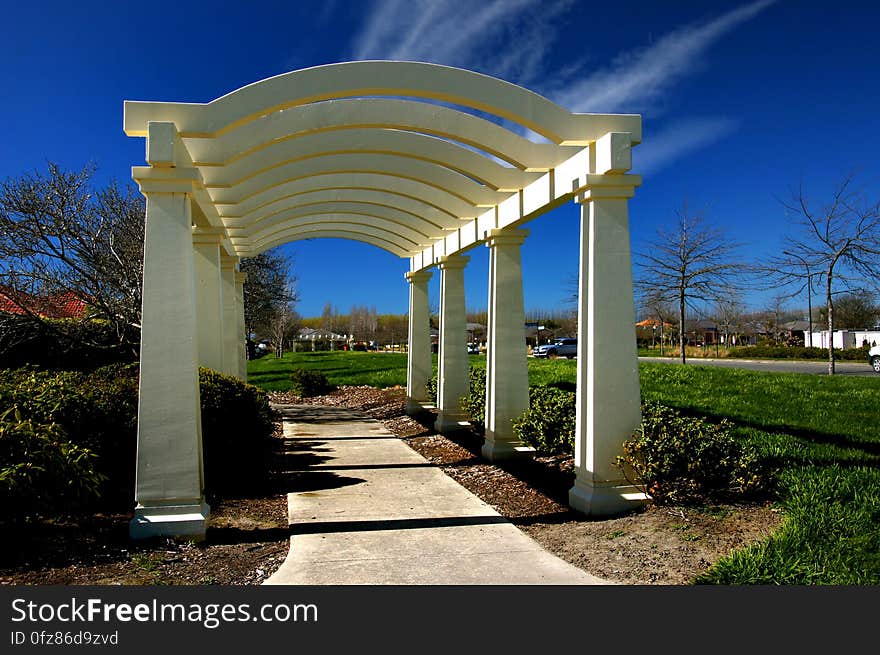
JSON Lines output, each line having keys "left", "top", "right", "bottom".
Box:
{"left": 0, "top": 287, "right": 88, "bottom": 319}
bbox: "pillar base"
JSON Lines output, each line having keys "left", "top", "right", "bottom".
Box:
{"left": 434, "top": 411, "right": 469, "bottom": 433}
{"left": 405, "top": 398, "right": 430, "bottom": 416}
{"left": 481, "top": 438, "right": 535, "bottom": 462}
{"left": 129, "top": 501, "right": 210, "bottom": 540}
{"left": 568, "top": 479, "right": 648, "bottom": 517}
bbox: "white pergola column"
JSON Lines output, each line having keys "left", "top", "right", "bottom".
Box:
{"left": 220, "top": 254, "right": 240, "bottom": 378}
{"left": 192, "top": 229, "right": 225, "bottom": 372}
{"left": 434, "top": 254, "right": 470, "bottom": 432}
{"left": 130, "top": 189, "right": 208, "bottom": 540}
{"left": 569, "top": 174, "right": 648, "bottom": 516}
{"left": 235, "top": 270, "right": 248, "bottom": 380}
{"left": 405, "top": 269, "right": 432, "bottom": 415}
{"left": 482, "top": 228, "right": 531, "bottom": 461}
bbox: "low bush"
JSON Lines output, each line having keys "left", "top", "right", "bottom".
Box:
{"left": 289, "top": 368, "right": 334, "bottom": 397}
{"left": 198, "top": 368, "right": 275, "bottom": 495}
{"left": 0, "top": 315, "right": 138, "bottom": 371}
{"left": 728, "top": 345, "right": 870, "bottom": 361}
{"left": 616, "top": 401, "right": 770, "bottom": 505}
{"left": 0, "top": 407, "right": 104, "bottom": 523}
{"left": 0, "top": 364, "right": 277, "bottom": 520}
{"left": 461, "top": 367, "right": 487, "bottom": 432}
{"left": 512, "top": 386, "right": 576, "bottom": 454}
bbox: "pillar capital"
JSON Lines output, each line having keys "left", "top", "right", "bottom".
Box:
{"left": 437, "top": 255, "right": 469, "bottom": 271}
{"left": 220, "top": 253, "right": 240, "bottom": 270}
{"left": 574, "top": 174, "right": 642, "bottom": 203}
{"left": 191, "top": 226, "right": 226, "bottom": 245}
{"left": 405, "top": 269, "right": 432, "bottom": 284}
{"left": 132, "top": 166, "right": 201, "bottom": 196}
{"left": 486, "top": 228, "right": 529, "bottom": 248}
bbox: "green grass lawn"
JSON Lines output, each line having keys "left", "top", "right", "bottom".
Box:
{"left": 248, "top": 351, "right": 880, "bottom": 584}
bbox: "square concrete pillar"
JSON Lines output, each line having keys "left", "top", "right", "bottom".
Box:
{"left": 405, "top": 269, "right": 433, "bottom": 414}
{"left": 220, "top": 255, "right": 240, "bottom": 378}
{"left": 235, "top": 270, "right": 248, "bottom": 381}
{"left": 569, "top": 178, "right": 648, "bottom": 516}
{"left": 434, "top": 255, "right": 470, "bottom": 432}
{"left": 130, "top": 191, "right": 208, "bottom": 539}
{"left": 483, "top": 229, "right": 532, "bottom": 461}
{"left": 192, "top": 229, "right": 225, "bottom": 372}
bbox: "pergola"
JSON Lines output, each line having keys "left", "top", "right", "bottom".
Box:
{"left": 125, "top": 61, "right": 646, "bottom": 539}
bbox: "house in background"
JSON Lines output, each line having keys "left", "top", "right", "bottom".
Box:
{"left": 0, "top": 286, "right": 87, "bottom": 319}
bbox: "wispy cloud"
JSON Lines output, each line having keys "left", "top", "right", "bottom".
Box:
{"left": 549, "top": 0, "right": 776, "bottom": 113}
{"left": 347, "top": 0, "right": 774, "bottom": 170}
{"left": 352, "top": 0, "right": 571, "bottom": 86}
{"left": 634, "top": 117, "right": 739, "bottom": 175}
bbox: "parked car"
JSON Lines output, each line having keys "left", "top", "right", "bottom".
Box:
{"left": 467, "top": 343, "right": 480, "bottom": 354}
{"left": 534, "top": 338, "right": 577, "bottom": 359}
{"left": 869, "top": 344, "right": 880, "bottom": 373}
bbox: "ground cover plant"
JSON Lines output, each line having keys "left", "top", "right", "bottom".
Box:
{"left": 248, "top": 351, "right": 880, "bottom": 584}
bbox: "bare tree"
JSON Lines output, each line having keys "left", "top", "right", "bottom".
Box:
{"left": 240, "top": 249, "right": 298, "bottom": 355}
{"left": 711, "top": 293, "right": 746, "bottom": 348}
{"left": 0, "top": 163, "right": 145, "bottom": 353}
{"left": 268, "top": 298, "right": 299, "bottom": 358}
{"left": 635, "top": 204, "right": 745, "bottom": 364}
{"left": 763, "top": 175, "right": 880, "bottom": 373}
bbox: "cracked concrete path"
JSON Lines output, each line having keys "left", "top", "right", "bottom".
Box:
{"left": 264, "top": 404, "right": 608, "bottom": 585}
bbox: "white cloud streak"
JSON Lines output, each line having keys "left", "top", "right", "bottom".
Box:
{"left": 351, "top": 0, "right": 570, "bottom": 85}
{"left": 634, "top": 117, "right": 739, "bottom": 175}
{"left": 347, "top": 0, "right": 774, "bottom": 171}
{"left": 549, "top": 0, "right": 776, "bottom": 113}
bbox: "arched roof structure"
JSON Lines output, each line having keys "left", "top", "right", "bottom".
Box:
{"left": 125, "top": 61, "right": 641, "bottom": 271}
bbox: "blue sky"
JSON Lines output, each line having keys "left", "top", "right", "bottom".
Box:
{"left": 1, "top": 0, "right": 878, "bottom": 317}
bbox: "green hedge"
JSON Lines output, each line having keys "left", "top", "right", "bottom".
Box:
{"left": 512, "top": 386, "right": 576, "bottom": 454}
{"left": 728, "top": 345, "right": 871, "bottom": 361}
{"left": 289, "top": 368, "right": 334, "bottom": 397}
{"left": 0, "top": 364, "right": 275, "bottom": 522}
{"left": 616, "top": 402, "right": 770, "bottom": 505}
{"left": 0, "top": 315, "right": 137, "bottom": 371}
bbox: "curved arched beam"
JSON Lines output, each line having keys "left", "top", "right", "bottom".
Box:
{"left": 198, "top": 128, "right": 541, "bottom": 192}
{"left": 224, "top": 189, "right": 463, "bottom": 231}
{"left": 205, "top": 153, "right": 511, "bottom": 207}
{"left": 242, "top": 227, "right": 415, "bottom": 258}
{"left": 231, "top": 204, "right": 441, "bottom": 242}
{"left": 182, "top": 99, "right": 581, "bottom": 170}
{"left": 124, "top": 61, "right": 640, "bottom": 145}
{"left": 215, "top": 172, "right": 478, "bottom": 220}
{"left": 237, "top": 215, "right": 434, "bottom": 250}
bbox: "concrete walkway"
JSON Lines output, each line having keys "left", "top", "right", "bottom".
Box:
{"left": 264, "top": 404, "right": 607, "bottom": 585}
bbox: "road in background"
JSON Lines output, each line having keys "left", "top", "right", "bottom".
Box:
{"left": 639, "top": 357, "right": 876, "bottom": 378}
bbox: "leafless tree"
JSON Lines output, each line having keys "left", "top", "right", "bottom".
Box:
{"left": 711, "top": 293, "right": 746, "bottom": 348}
{"left": 762, "top": 175, "right": 880, "bottom": 373}
{"left": 0, "top": 163, "right": 144, "bottom": 353}
{"left": 240, "top": 248, "right": 298, "bottom": 354}
{"left": 268, "top": 298, "right": 299, "bottom": 358}
{"left": 635, "top": 203, "right": 745, "bottom": 364}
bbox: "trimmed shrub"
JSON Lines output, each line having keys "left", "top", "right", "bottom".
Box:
{"left": 512, "top": 386, "right": 576, "bottom": 454}
{"left": 0, "top": 407, "right": 104, "bottom": 523}
{"left": 0, "top": 315, "right": 137, "bottom": 371}
{"left": 0, "top": 365, "right": 278, "bottom": 516}
{"left": 289, "top": 368, "right": 334, "bottom": 397}
{"left": 728, "top": 345, "right": 870, "bottom": 361}
{"left": 426, "top": 373, "right": 437, "bottom": 404}
{"left": 616, "top": 401, "right": 770, "bottom": 505}
{"left": 198, "top": 368, "right": 275, "bottom": 495}
{"left": 461, "top": 367, "right": 487, "bottom": 432}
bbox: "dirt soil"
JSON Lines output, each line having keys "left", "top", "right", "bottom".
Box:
{"left": 1, "top": 384, "right": 782, "bottom": 586}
